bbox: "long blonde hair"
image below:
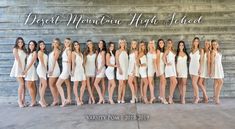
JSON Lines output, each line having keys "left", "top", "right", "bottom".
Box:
{"left": 211, "top": 39, "right": 220, "bottom": 52}
{"left": 130, "top": 39, "right": 138, "bottom": 53}
{"left": 63, "top": 38, "right": 72, "bottom": 51}
{"left": 51, "top": 38, "right": 61, "bottom": 51}
{"left": 148, "top": 39, "right": 156, "bottom": 51}
{"left": 138, "top": 40, "right": 147, "bottom": 54}
{"left": 191, "top": 37, "right": 200, "bottom": 52}
{"left": 118, "top": 39, "right": 127, "bottom": 50}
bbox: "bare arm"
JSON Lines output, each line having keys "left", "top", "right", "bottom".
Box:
{"left": 153, "top": 52, "right": 159, "bottom": 75}
{"left": 106, "top": 53, "right": 116, "bottom": 67}
{"left": 199, "top": 49, "right": 204, "bottom": 75}
{"left": 50, "top": 49, "right": 60, "bottom": 75}
{"left": 67, "top": 49, "right": 72, "bottom": 73}
{"left": 71, "top": 52, "right": 76, "bottom": 76}
{"left": 207, "top": 51, "right": 211, "bottom": 76}
{"left": 210, "top": 51, "right": 215, "bottom": 77}
{"left": 163, "top": 50, "right": 169, "bottom": 65}
{"left": 115, "top": 50, "right": 123, "bottom": 74}
{"left": 24, "top": 51, "right": 37, "bottom": 74}
{"left": 38, "top": 51, "right": 47, "bottom": 71}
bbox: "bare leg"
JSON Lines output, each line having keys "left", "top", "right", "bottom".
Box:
{"left": 26, "top": 81, "right": 37, "bottom": 106}
{"left": 128, "top": 76, "right": 136, "bottom": 103}
{"left": 80, "top": 80, "right": 87, "bottom": 104}
{"left": 73, "top": 81, "right": 80, "bottom": 105}
{"left": 101, "top": 78, "right": 106, "bottom": 98}
{"left": 198, "top": 77, "right": 208, "bottom": 103}
{"left": 39, "top": 78, "right": 48, "bottom": 107}
{"left": 64, "top": 79, "right": 71, "bottom": 104}
{"left": 56, "top": 78, "right": 67, "bottom": 107}
{"left": 191, "top": 75, "right": 200, "bottom": 104}
{"left": 117, "top": 80, "right": 123, "bottom": 103}
{"left": 181, "top": 78, "right": 187, "bottom": 104}
{"left": 94, "top": 78, "right": 104, "bottom": 104}
{"left": 148, "top": 77, "right": 156, "bottom": 103}
{"left": 142, "top": 78, "right": 149, "bottom": 104}
{"left": 49, "top": 77, "right": 59, "bottom": 106}
{"left": 16, "top": 77, "right": 25, "bottom": 107}
{"left": 121, "top": 80, "right": 127, "bottom": 103}
{"left": 169, "top": 76, "right": 177, "bottom": 104}
{"left": 108, "top": 79, "right": 116, "bottom": 104}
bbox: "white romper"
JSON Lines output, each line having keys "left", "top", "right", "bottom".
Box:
{"left": 139, "top": 55, "right": 147, "bottom": 78}
{"left": 176, "top": 55, "right": 188, "bottom": 78}
{"left": 105, "top": 52, "right": 115, "bottom": 80}
{"left": 128, "top": 52, "right": 139, "bottom": 77}
{"left": 71, "top": 52, "right": 86, "bottom": 81}
{"left": 48, "top": 51, "right": 60, "bottom": 78}
{"left": 36, "top": 52, "right": 48, "bottom": 80}
{"left": 116, "top": 51, "right": 129, "bottom": 80}
{"left": 189, "top": 50, "right": 200, "bottom": 76}
{"left": 85, "top": 53, "right": 96, "bottom": 77}
{"left": 59, "top": 48, "right": 70, "bottom": 80}
{"left": 147, "top": 52, "right": 157, "bottom": 77}
{"left": 25, "top": 52, "right": 38, "bottom": 81}
{"left": 212, "top": 52, "right": 224, "bottom": 79}
{"left": 200, "top": 53, "right": 209, "bottom": 78}
{"left": 10, "top": 49, "right": 26, "bottom": 78}
{"left": 96, "top": 52, "right": 106, "bottom": 78}
{"left": 165, "top": 51, "right": 176, "bottom": 78}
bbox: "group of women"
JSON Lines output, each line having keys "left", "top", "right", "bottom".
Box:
{"left": 10, "top": 37, "right": 224, "bottom": 108}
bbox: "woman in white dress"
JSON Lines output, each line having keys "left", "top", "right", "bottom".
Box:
{"left": 48, "top": 38, "right": 61, "bottom": 106}
{"left": 175, "top": 41, "right": 189, "bottom": 104}
{"left": 147, "top": 39, "right": 158, "bottom": 104}
{"left": 71, "top": 41, "right": 87, "bottom": 106}
{"left": 138, "top": 41, "right": 149, "bottom": 104}
{"left": 94, "top": 40, "right": 106, "bottom": 104}
{"left": 189, "top": 37, "right": 203, "bottom": 104}
{"left": 10, "top": 37, "right": 27, "bottom": 108}
{"left": 163, "top": 39, "right": 177, "bottom": 104}
{"left": 105, "top": 42, "right": 117, "bottom": 104}
{"left": 84, "top": 40, "right": 96, "bottom": 104}
{"left": 198, "top": 40, "right": 210, "bottom": 103}
{"left": 56, "top": 38, "right": 72, "bottom": 107}
{"left": 36, "top": 40, "right": 48, "bottom": 107}
{"left": 156, "top": 39, "right": 168, "bottom": 104}
{"left": 128, "top": 40, "right": 139, "bottom": 103}
{"left": 116, "top": 39, "right": 129, "bottom": 103}
{"left": 210, "top": 40, "right": 224, "bottom": 104}
{"left": 24, "top": 40, "right": 38, "bottom": 107}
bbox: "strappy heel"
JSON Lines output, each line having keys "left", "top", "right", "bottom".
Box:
{"left": 168, "top": 96, "right": 174, "bottom": 104}
{"left": 158, "top": 96, "right": 168, "bottom": 104}
{"left": 149, "top": 97, "right": 156, "bottom": 104}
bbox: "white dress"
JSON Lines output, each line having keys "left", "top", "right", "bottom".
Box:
{"left": 176, "top": 55, "right": 188, "bottom": 78}
{"left": 10, "top": 49, "right": 26, "bottom": 78}
{"left": 25, "top": 52, "right": 38, "bottom": 81}
{"left": 48, "top": 51, "right": 60, "bottom": 77}
{"left": 212, "top": 52, "right": 224, "bottom": 79}
{"left": 147, "top": 52, "right": 157, "bottom": 77}
{"left": 165, "top": 51, "right": 176, "bottom": 78}
{"left": 36, "top": 52, "right": 48, "bottom": 80}
{"left": 105, "top": 52, "right": 115, "bottom": 80}
{"left": 116, "top": 51, "right": 129, "bottom": 80}
{"left": 200, "top": 53, "right": 209, "bottom": 78}
{"left": 128, "top": 52, "right": 139, "bottom": 77}
{"left": 96, "top": 52, "right": 106, "bottom": 78}
{"left": 139, "top": 55, "right": 147, "bottom": 78}
{"left": 189, "top": 50, "right": 200, "bottom": 76}
{"left": 159, "top": 52, "right": 165, "bottom": 75}
{"left": 85, "top": 53, "right": 96, "bottom": 77}
{"left": 59, "top": 48, "right": 70, "bottom": 80}
{"left": 71, "top": 52, "right": 86, "bottom": 81}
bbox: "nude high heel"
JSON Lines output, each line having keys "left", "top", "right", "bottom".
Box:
{"left": 168, "top": 96, "right": 174, "bottom": 104}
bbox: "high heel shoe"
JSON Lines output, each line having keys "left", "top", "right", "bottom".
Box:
{"left": 121, "top": 100, "right": 125, "bottom": 104}
{"left": 117, "top": 100, "right": 121, "bottom": 104}
{"left": 215, "top": 97, "right": 220, "bottom": 105}
{"left": 143, "top": 97, "right": 149, "bottom": 104}
{"left": 60, "top": 100, "right": 68, "bottom": 107}
{"left": 66, "top": 99, "right": 72, "bottom": 105}
{"left": 134, "top": 97, "right": 138, "bottom": 103}
{"left": 130, "top": 99, "right": 135, "bottom": 104}
{"left": 109, "top": 99, "right": 115, "bottom": 104}
{"left": 168, "top": 96, "right": 174, "bottom": 104}
{"left": 29, "top": 101, "right": 37, "bottom": 107}
{"left": 51, "top": 101, "right": 59, "bottom": 106}
{"left": 204, "top": 96, "right": 209, "bottom": 103}
{"left": 158, "top": 96, "right": 168, "bottom": 104}
{"left": 39, "top": 100, "right": 47, "bottom": 108}
{"left": 18, "top": 100, "right": 25, "bottom": 108}
{"left": 97, "top": 99, "right": 105, "bottom": 104}
{"left": 149, "top": 97, "right": 156, "bottom": 104}
{"left": 193, "top": 97, "right": 200, "bottom": 104}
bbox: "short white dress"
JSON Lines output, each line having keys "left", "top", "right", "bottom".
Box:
{"left": 189, "top": 50, "right": 200, "bottom": 76}
{"left": 116, "top": 50, "right": 129, "bottom": 80}
{"left": 105, "top": 52, "right": 115, "bottom": 80}
{"left": 71, "top": 52, "right": 86, "bottom": 81}
{"left": 36, "top": 52, "right": 48, "bottom": 80}
{"left": 165, "top": 51, "right": 176, "bottom": 78}
{"left": 212, "top": 52, "right": 224, "bottom": 79}
{"left": 25, "top": 52, "right": 38, "bottom": 81}
{"left": 48, "top": 51, "right": 60, "bottom": 78}
{"left": 159, "top": 52, "right": 165, "bottom": 76}
{"left": 96, "top": 52, "right": 106, "bottom": 78}
{"left": 139, "top": 55, "right": 147, "bottom": 78}
{"left": 85, "top": 53, "right": 96, "bottom": 77}
{"left": 10, "top": 49, "right": 26, "bottom": 78}
{"left": 128, "top": 52, "right": 139, "bottom": 77}
{"left": 147, "top": 52, "right": 157, "bottom": 77}
{"left": 176, "top": 55, "right": 188, "bottom": 78}
{"left": 200, "top": 53, "right": 209, "bottom": 78}
{"left": 59, "top": 48, "right": 70, "bottom": 80}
